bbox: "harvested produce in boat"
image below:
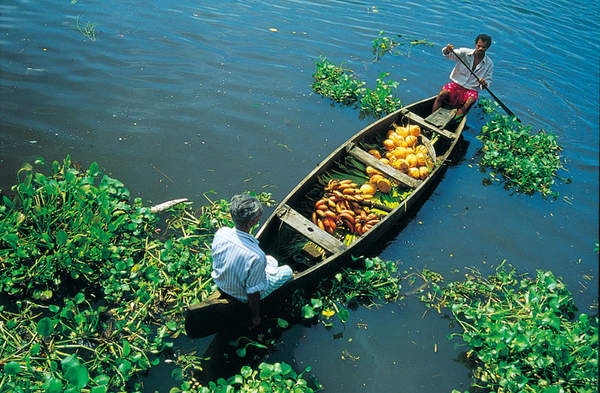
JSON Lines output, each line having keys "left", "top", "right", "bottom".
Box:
{"left": 311, "top": 179, "right": 384, "bottom": 236}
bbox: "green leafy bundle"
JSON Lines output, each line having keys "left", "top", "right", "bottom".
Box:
{"left": 477, "top": 99, "right": 564, "bottom": 198}
{"left": 181, "top": 362, "right": 318, "bottom": 393}
{"left": 0, "top": 156, "right": 155, "bottom": 298}
{"left": 359, "top": 72, "right": 402, "bottom": 116}
{"left": 294, "top": 257, "right": 401, "bottom": 325}
{"left": 421, "top": 265, "right": 598, "bottom": 392}
{"left": 312, "top": 58, "right": 402, "bottom": 117}
{"left": 312, "top": 56, "right": 365, "bottom": 104}
{"left": 372, "top": 30, "right": 433, "bottom": 61}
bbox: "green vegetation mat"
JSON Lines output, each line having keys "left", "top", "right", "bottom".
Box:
{"left": 420, "top": 264, "right": 598, "bottom": 393}
{"left": 477, "top": 99, "right": 565, "bottom": 198}
{"left": 0, "top": 156, "right": 282, "bottom": 392}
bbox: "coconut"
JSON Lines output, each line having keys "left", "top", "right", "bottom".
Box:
{"left": 368, "top": 149, "right": 382, "bottom": 159}
{"left": 360, "top": 183, "right": 377, "bottom": 195}
{"left": 409, "top": 124, "right": 421, "bottom": 136}
{"left": 383, "top": 139, "right": 396, "bottom": 150}
{"left": 366, "top": 166, "right": 382, "bottom": 176}
{"left": 408, "top": 167, "right": 420, "bottom": 178}
{"left": 405, "top": 135, "right": 418, "bottom": 147}
{"left": 396, "top": 158, "right": 409, "bottom": 173}
{"left": 406, "top": 153, "right": 418, "bottom": 168}
{"left": 392, "top": 146, "right": 407, "bottom": 160}
{"left": 396, "top": 126, "right": 409, "bottom": 138}
{"left": 377, "top": 178, "right": 392, "bottom": 193}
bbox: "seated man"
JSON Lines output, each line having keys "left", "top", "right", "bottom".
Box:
{"left": 211, "top": 194, "right": 293, "bottom": 329}
{"left": 432, "top": 34, "right": 494, "bottom": 118}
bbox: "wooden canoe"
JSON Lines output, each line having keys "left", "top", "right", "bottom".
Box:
{"left": 185, "top": 96, "right": 467, "bottom": 338}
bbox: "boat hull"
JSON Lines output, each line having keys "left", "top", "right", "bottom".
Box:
{"left": 185, "top": 97, "right": 466, "bottom": 338}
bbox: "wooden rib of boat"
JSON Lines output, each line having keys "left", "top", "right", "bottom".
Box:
{"left": 185, "top": 96, "right": 467, "bottom": 338}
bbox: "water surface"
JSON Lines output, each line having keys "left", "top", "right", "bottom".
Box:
{"left": 1, "top": 0, "right": 598, "bottom": 391}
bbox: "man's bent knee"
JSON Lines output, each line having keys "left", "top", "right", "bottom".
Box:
{"left": 437, "top": 89, "right": 450, "bottom": 98}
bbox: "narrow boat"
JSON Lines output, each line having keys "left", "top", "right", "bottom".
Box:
{"left": 185, "top": 96, "right": 466, "bottom": 338}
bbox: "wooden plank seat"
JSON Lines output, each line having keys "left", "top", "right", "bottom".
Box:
{"left": 424, "top": 107, "right": 457, "bottom": 129}
{"left": 275, "top": 204, "right": 346, "bottom": 254}
{"left": 346, "top": 144, "right": 421, "bottom": 189}
{"left": 400, "top": 108, "right": 457, "bottom": 140}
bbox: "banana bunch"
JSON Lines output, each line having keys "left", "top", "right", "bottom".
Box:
{"left": 311, "top": 179, "right": 381, "bottom": 236}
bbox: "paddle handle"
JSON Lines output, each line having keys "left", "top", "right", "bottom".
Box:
{"left": 449, "top": 48, "right": 520, "bottom": 121}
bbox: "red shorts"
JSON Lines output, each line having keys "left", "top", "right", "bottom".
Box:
{"left": 443, "top": 82, "right": 479, "bottom": 107}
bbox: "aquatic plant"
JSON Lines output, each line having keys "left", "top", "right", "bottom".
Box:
{"left": 359, "top": 72, "right": 402, "bottom": 117}
{"left": 477, "top": 99, "right": 564, "bottom": 198}
{"left": 0, "top": 157, "right": 278, "bottom": 391}
{"left": 292, "top": 256, "right": 402, "bottom": 325}
{"left": 372, "top": 30, "right": 434, "bottom": 61}
{"left": 181, "top": 362, "right": 319, "bottom": 393}
{"left": 420, "top": 264, "right": 598, "bottom": 392}
{"left": 76, "top": 16, "right": 96, "bottom": 41}
{"left": 312, "top": 58, "right": 402, "bottom": 118}
{"left": 0, "top": 156, "right": 155, "bottom": 299}
{"left": 312, "top": 56, "right": 365, "bottom": 104}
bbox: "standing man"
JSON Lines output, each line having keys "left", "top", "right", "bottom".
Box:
{"left": 211, "top": 194, "right": 293, "bottom": 329}
{"left": 432, "top": 34, "right": 494, "bottom": 118}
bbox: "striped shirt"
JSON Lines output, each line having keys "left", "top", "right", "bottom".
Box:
{"left": 211, "top": 226, "right": 267, "bottom": 302}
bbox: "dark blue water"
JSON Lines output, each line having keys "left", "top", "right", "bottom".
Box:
{"left": 1, "top": 0, "right": 598, "bottom": 391}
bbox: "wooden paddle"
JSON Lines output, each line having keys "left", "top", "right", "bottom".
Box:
{"left": 450, "top": 48, "right": 521, "bottom": 122}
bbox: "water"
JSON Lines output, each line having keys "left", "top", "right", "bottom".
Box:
{"left": 1, "top": 0, "right": 598, "bottom": 391}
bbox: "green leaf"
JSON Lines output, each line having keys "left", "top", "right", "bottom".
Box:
{"left": 64, "top": 364, "right": 89, "bottom": 388}
{"left": 43, "top": 377, "right": 63, "bottom": 393}
{"left": 171, "top": 368, "right": 183, "bottom": 380}
{"left": 277, "top": 318, "right": 289, "bottom": 328}
{"left": 74, "top": 292, "right": 85, "bottom": 304}
{"left": 4, "top": 361, "right": 21, "bottom": 375}
{"left": 90, "top": 387, "right": 107, "bottom": 393}
{"left": 117, "top": 359, "right": 132, "bottom": 375}
{"left": 310, "top": 298, "right": 323, "bottom": 309}
{"left": 88, "top": 162, "right": 99, "bottom": 176}
{"left": 301, "top": 304, "right": 316, "bottom": 319}
{"left": 36, "top": 317, "right": 56, "bottom": 337}
{"left": 94, "top": 374, "right": 110, "bottom": 385}
{"left": 337, "top": 307, "right": 350, "bottom": 323}
{"left": 240, "top": 365, "right": 252, "bottom": 378}
{"left": 122, "top": 340, "right": 131, "bottom": 357}
{"left": 31, "top": 343, "right": 41, "bottom": 356}
{"left": 166, "top": 320, "right": 177, "bottom": 331}
{"left": 56, "top": 229, "right": 68, "bottom": 246}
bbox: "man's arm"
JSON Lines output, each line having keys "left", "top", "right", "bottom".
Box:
{"left": 442, "top": 43, "right": 455, "bottom": 57}
{"left": 480, "top": 61, "right": 493, "bottom": 88}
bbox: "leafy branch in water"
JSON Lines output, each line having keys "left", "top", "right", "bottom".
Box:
{"left": 291, "top": 257, "right": 402, "bottom": 326}
{"left": 477, "top": 99, "right": 565, "bottom": 198}
{"left": 188, "top": 362, "right": 320, "bottom": 392}
{"left": 312, "top": 57, "right": 402, "bottom": 118}
{"left": 76, "top": 16, "right": 96, "bottom": 41}
{"left": 372, "top": 31, "right": 434, "bottom": 61}
{"left": 360, "top": 73, "right": 401, "bottom": 116}
{"left": 312, "top": 56, "right": 365, "bottom": 104}
{"left": 420, "top": 264, "right": 598, "bottom": 393}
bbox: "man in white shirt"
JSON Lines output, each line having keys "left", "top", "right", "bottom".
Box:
{"left": 432, "top": 34, "right": 494, "bottom": 118}
{"left": 211, "top": 194, "right": 293, "bottom": 329}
